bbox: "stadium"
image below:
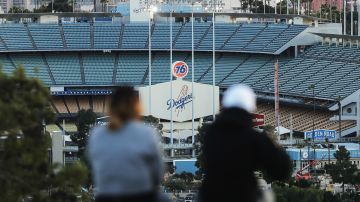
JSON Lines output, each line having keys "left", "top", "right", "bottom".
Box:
{"left": 1, "top": 4, "right": 360, "bottom": 198}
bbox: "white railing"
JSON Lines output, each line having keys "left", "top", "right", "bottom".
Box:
{"left": 63, "top": 146, "right": 79, "bottom": 152}
{"left": 161, "top": 143, "right": 194, "bottom": 149}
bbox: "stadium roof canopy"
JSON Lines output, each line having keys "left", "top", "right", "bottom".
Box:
{"left": 0, "top": 12, "right": 122, "bottom": 19}
{"left": 312, "top": 32, "right": 360, "bottom": 41}
{"left": 156, "top": 12, "right": 327, "bottom": 21}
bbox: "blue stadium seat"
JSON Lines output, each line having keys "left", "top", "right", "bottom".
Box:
{"left": 121, "top": 23, "right": 148, "bottom": 49}
{"left": 0, "top": 54, "right": 15, "bottom": 74}
{"left": 0, "top": 24, "right": 33, "bottom": 50}
{"left": 63, "top": 24, "right": 91, "bottom": 49}
{"left": 29, "top": 24, "right": 63, "bottom": 49}
{"left": 93, "top": 23, "right": 121, "bottom": 49}
{"left": 83, "top": 52, "right": 114, "bottom": 84}
{"left": 11, "top": 53, "right": 52, "bottom": 85}
{"left": 46, "top": 53, "right": 82, "bottom": 84}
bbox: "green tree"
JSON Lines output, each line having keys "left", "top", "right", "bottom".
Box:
{"left": 194, "top": 123, "right": 210, "bottom": 178}
{"left": 71, "top": 109, "right": 97, "bottom": 159}
{"left": 165, "top": 163, "right": 175, "bottom": 174}
{"left": 176, "top": 172, "right": 194, "bottom": 184}
{"left": 273, "top": 184, "right": 324, "bottom": 202}
{"left": 324, "top": 146, "right": 359, "bottom": 193}
{"left": 0, "top": 67, "right": 87, "bottom": 201}
{"left": 8, "top": 7, "right": 27, "bottom": 13}
{"left": 143, "top": 115, "right": 163, "bottom": 140}
{"left": 163, "top": 177, "right": 187, "bottom": 192}
{"left": 34, "top": 0, "right": 72, "bottom": 13}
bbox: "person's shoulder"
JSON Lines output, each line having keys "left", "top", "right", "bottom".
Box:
{"left": 130, "top": 121, "right": 152, "bottom": 131}
{"left": 89, "top": 125, "right": 107, "bottom": 140}
{"left": 129, "top": 121, "right": 157, "bottom": 136}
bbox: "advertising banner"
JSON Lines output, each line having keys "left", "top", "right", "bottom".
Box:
{"left": 304, "top": 129, "right": 337, "bottom": 140}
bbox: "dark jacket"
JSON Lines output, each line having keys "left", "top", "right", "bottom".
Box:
{"left": 199, "top": 108, "right": 292, "bottom": 202}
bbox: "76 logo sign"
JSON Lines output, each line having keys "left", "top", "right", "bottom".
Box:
{"left": 172, "top": 61, "right": 189, "bottom": 79}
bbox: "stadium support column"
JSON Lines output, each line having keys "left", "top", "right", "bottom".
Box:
{"left": 191, "top": 1, "right": 196, "bottom": 158}
{"left": 294, "top": 45, "right": 298, "bottom": 57}
{"left": 338, "top": 99, "right": 342, "bottom": 137}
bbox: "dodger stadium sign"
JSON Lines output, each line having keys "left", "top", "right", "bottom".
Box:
{"left": 139, "top": 79, "right": 220, "bottom": 122}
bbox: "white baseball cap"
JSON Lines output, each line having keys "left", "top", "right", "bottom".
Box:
{"left": 222, "top": 84, "right": 256, "bottom": 113}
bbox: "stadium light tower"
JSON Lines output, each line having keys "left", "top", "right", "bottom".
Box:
{"left": 149, "top": 5, "right": 157, "bottom": 115}
{"left": 309, "top": 84, "right": 316, "bottom": 176}
{"left": 169, "top": 2, "right": 174, "bottom": 148}
{"left": 358, "top": 93, "right": 360, "bottom": 136}
{"left": 351, "top": 0, "right": 354, "bottom": 35}
{"left": 344, "top": 0, "right": 347, "bottom": 35}
{"left": 212, "top": 2, "right": 215, "bottom": 121}
{"left": 134, "top": 2, "right": 157, "bottom": 115}
{"left": 191, "top": 0, "right": 195, "bottom": 151}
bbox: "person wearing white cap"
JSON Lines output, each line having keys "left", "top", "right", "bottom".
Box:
{"left": 199, "top": 85, "right": 292, "bottom": 202}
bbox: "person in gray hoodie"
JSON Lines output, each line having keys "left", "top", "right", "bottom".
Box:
{"left": 87, "top": 86, "right": 163, "bottom": 202}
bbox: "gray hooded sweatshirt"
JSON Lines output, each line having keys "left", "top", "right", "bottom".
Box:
{"left": 87, "top": 121, "right": 163, "bottom": 196}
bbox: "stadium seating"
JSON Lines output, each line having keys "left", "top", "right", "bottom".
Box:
{"left": 93, "top": 23, "right": 121, "bottom": 49}
{"left": 121, "top": 23, "right": 148, "bottom": 49}
{"left": 82, "top": 52, "right": 114, "bottom": 84}
{"left": 1, "top": 44, "right": 360, "bottom": 101}
{"left": 63, "top": 24, "right": 91, "bottom": 49}
{"left": 224, "top": 24, "right": 266, "bottom": 51}
{"left": 45, "top": 53, "right": 82, "bottom": 84}
{"left": 64, "top": 96, "right": 79, "bottom": 113}
{"left": 51, "top": 94, "right": 356, "bottom": 133}
{"left": 10, "top": 53, "right": 53, "bottom": 85}
{"left": 152, "top": 23, "right": 183, "bottom": 49}
{"left": 0, "top": 22, "right": 306, "bottom": 53}
{"left": 0, "top": 54, "right": 15, "bottom": 74}
{"left": 116, "top": 52, "right": 148, "bottom": 85}
{"left": 198, "top": 23, "right": 239, "bottom": 50}
{"left": 0, "top": 24, "right": 33, "bottom": 50}
{"left": 28, "top": 24, "right": 63, "bottom": 49}
{"left": 256, "top": 102, "right": 356, "bottom": 132}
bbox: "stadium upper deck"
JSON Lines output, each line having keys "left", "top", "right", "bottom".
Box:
{"left": 1, "top": 21, "right": 360, "bottom": 101}
{"left": 0, "top": 22, "right": 306, "bottom": 54}
{"left": 1, "top": 43, "right": 360, "bottom": 101}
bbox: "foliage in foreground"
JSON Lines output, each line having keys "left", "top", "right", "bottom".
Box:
{"left": 273, "top": 184, "right": 324, "bottom": 202}
{"left": 324, "top": 146, "right": 360, "bottom": 193}
{"left": 0, "top": 67, "right": 88, "bottom": 202}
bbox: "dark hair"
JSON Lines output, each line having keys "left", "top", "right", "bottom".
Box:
{"left": 110, "top": 86, "right": 139, "bottom": 122}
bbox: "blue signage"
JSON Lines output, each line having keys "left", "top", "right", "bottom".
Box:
{"left": 304, "top": 129, "right": 336, "bottom": 140}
